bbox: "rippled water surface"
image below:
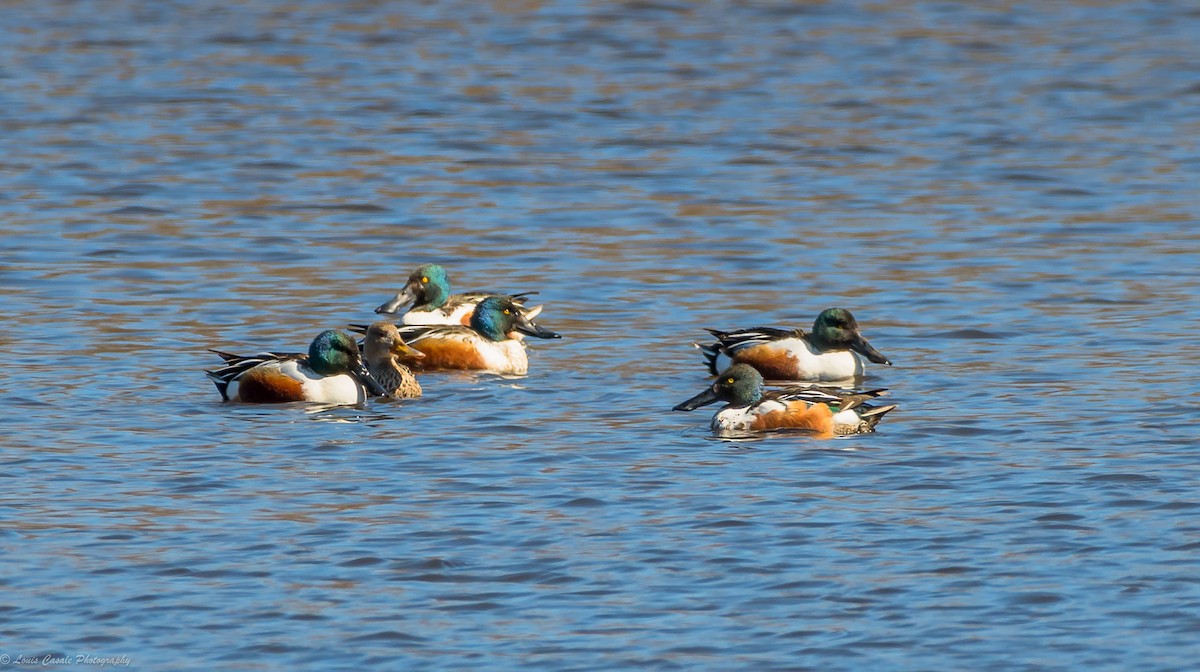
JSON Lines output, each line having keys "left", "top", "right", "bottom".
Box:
{"left": 3, "top": 1, "right": 1200, "bottom": 669}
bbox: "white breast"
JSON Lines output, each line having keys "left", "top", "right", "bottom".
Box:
{"left": 402, "top": 308, "right": 469, "bottom": 326}
{"left": 712, "top": 399, "right": 786, "bottom": 433}
{"left": 479, "top": 339, "right": 529, "bottom": 375}
{"left": 301, "top": 372, "right": 366, "bottom": 404}
{"left": 781, "top": 340, "right": 863, "bottom": 381}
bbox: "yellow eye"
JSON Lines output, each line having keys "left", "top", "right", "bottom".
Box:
{"left": 503, "top": 308, "right": 512, "bottom": 315}
{"left": 725, "top": 377, "right": 735, "bottom": 384}
{"left": 421, "top": 276, "right": 429, "bottom": 283}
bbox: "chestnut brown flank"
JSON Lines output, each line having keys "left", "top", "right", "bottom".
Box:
{"left": 237, "top": 367, "right": 306, "bottom": 403}
{"left": 752, "top": 401, "right": 835, "bottom": 436}
{"left": 734, "top": 344, "right": 800, "bottom": 380}
{"left": 401, "top": 339, "right": 489, "bottom": 371}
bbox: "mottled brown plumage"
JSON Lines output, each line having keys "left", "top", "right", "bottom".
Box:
{"left": 363, "top": 322, "right": 423, "bottom": 398}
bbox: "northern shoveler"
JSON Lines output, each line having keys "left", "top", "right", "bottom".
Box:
{"left": 355, "top": 295, "right": 560, "bottom": 375}
{"left": 374, "top": 263, "right": 542, "bottom": 326}
{"left": 673, "top": 363, "right": 897, "bottom": 437}
{"left": 362, "top": 321, "right": 424, "bottom": 399}
{"left": 206, "top": 330, "right": 385, "bottom": 405}
{"left": 697, "top": 308, "right": 892, "bottom": 382}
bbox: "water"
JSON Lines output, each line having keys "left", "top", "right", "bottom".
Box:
{"left": 2, "top": 1, "right": 1199, "bottom": 669}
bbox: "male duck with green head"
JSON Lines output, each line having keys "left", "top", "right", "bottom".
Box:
{"left": 361, "top": 295, "right": 560, "bottom": 375}
{"left": 374, "top": 263, "right": 542, "bottom": 326}
{"left": 674, "top": 363, "right": 897, "bottom": 437}
{"left": 207, "top": 330, "right": 386, "bottom": 404}
{"left": 697, "top": 308, "right": 892, "bottom": 382}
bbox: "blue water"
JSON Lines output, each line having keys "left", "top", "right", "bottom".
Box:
{"left": 2, "top": 1, "right": 1200, "bottom": 669}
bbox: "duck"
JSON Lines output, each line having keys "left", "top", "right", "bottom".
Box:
{"left": 354, "top": 295, "right": 560, "bottom": 375}
{"left": 362, "top": 321, "right": 424, "bottom": 398}
{"left": 374, "top": 263, "right": 542, "bottom": 326}
{"left": 673, "top": 363, "right": 896, "bottom": 437}
{"left": 697, "top": 308, "right": 891, "bottom": 382}
{"left": 206, "top": 330, "right": 385, "bottom": 405}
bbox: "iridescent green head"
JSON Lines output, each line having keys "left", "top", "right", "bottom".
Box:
{"left": 674, "top": 363, "right": 765, "bottom": 411}
{"left": 408, "top": 264, "right": 450, "bottom": 308}
{"left": 308, "top": 330, "right": 385, "bottom": 395}
{"left": 375, "top": 263, "right": 451, "bottom": 314}
{"left": 470, "top": 296, "right": 561, "bottom": 342}
{"left": 810, "top": 308, "right": 891, "bottom": 365}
